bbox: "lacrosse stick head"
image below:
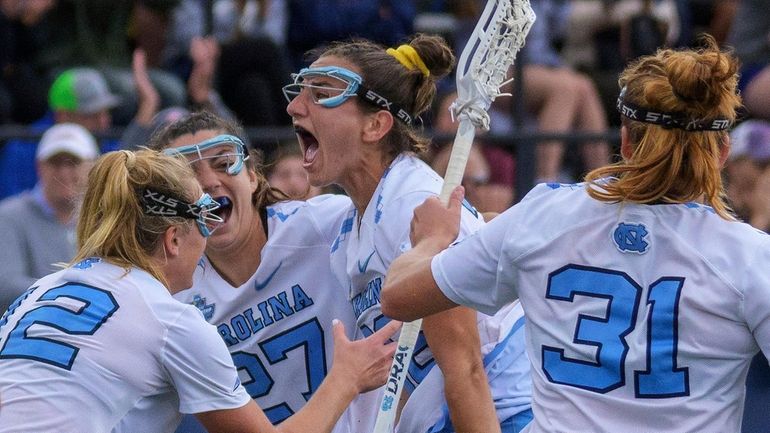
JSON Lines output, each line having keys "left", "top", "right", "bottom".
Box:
{"left": 451, "top": 0, "right": 536, "bottom": 131}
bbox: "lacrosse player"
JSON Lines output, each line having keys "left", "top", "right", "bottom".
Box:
{"left": 148, "top": 111, "right": 367, "bottom": 433}
{"left": 284, "top": 34, "right": 533, "bottom": 433}
{"left": 0, "top": 149, "right": 398, "bottom": 433}
{"left": 381, "top": 37, "right": 768, "bottom": 432}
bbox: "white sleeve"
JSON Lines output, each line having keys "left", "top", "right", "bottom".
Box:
{"left": 382, "top": 191, "right": 486, "bottom": 258}
{"left": 306, "top": 194, "right": 354, "bottom": 245}
{"left": 162, "top": 306, "right": 251, "bottom": 414}
{"left": 431, "top": 208, "right": 518, "bottom": 316}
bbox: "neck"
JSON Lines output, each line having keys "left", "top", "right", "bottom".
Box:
{"left": 344, "top": 152, "right": 393, "bottom": 216}
{"left": 50, "top": 199, "right": 76, "bottom": 224}
{"left": 206, "top": 211, "right": 268, "bottom": 287}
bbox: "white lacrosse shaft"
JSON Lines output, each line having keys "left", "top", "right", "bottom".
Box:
{"left": 373, "top": 114, "right": 478, "bottom": 433}
{"left": 439, "top": 117, "right": 476, "bottom": 203}
{"left": 372, "top": 0, "right": 534, "bottom": 430}
{"left": 371, "top": 315, "right": 422, "bottom": 433}
{"left": 371, "top": 116, "right": 475, "bottom": 433}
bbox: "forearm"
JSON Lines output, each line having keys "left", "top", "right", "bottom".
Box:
{"left": 382, "top": 240, "right": 457, "bottom": 321}
{"left": 277, "top": 370, "right": 357, "bottom": 433}
{"left": 423, "top": 307, "right": 501, "bottom": 433}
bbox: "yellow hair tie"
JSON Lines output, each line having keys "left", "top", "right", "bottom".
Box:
{"left": 386, "top": 45, "right": 430, "bottom": 78}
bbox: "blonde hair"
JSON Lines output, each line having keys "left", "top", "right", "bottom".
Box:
{"left": 585, "top": 36, "right": 742, "bottom": 219}
{"left": 71, "top": 150, "right": 197, "bottom": 286}
{"left": 310, "top": 34, "right": 456, "bottom": 160}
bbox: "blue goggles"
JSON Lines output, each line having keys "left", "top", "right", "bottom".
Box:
{"left": 282, "top": 66, "right": 415, "bottom": 125}
{"left": 163, "top": 134, "right": 249, "bottom": 175}
{"left": 141, "top": 189, "right": 224, "bottom": 238}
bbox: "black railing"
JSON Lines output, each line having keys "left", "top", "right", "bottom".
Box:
{"left": 0, "top": 125, "right": 621, "bottom": 202}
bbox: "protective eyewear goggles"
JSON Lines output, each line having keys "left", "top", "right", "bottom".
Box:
{"left": 282, "top": 66, "right": 415, "bottom": 125}
{"left": 163, "top": 134, "right": 249, "bottom": 175}
{"left": 141, "top": 189, "right": 224, "bottom": 238}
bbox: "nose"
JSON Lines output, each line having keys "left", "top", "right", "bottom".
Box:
{"left": 286, "top": 91, "right": 307, "bottom": 118}
{"left": 195, "top": 162, "right": 222, "bottom": 195}
{"left": 99, "top": 111, "right": 112, "bottom": 131}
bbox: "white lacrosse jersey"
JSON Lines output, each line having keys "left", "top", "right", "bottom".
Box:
{"left": 331, "top": 154, "right": 532, "bottom": 433}
{"left": 0, "top": 258, "right": 250, "bottom": 433}
{"left": 432, "top": 181, "right": 770, "bottom": 433}
{"left": 174, "top": 194, "right": 358, "bottom": 430}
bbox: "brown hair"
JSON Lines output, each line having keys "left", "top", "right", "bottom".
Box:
{"left": 585, "top": 36, "right": 742, "bottom": 219}
{"left": 71, "top": 150, "right": 196, "bottom": 286}
{"left": 309, "top": 34, "right": 455, "bottom": 161}
{"left": 147, "top": 110, "right": 289, "bottom": 209}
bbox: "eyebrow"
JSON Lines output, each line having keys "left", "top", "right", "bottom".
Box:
{"left": 304, "top": 76, "right": 346, "bottom": 88}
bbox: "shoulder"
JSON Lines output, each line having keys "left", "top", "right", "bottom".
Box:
{"left": 383, "top": 154, "right": 443, "bottom": 198}
{"left": 304, "top": 193, "right": 353, "bottom": 215}
{"left": 0, "top": 192, "right": 36, "bottom": 216}
{"left": 485, "top": 181, "right": 589, "bottom": 226}
{"left": 375, "top": 155, "right": 442, "bottom": 217}
{"left": 93, "top": 263, "right": 191, "bottom": 324}
{"left": 267, "top": 194, "right": 353, "bottom": 245}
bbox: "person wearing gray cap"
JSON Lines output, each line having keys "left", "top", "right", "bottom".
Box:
{"left": 47, "top": 67, "right": 122, "bottom": 133}
{"left": 0, "top": 123, "right": 99, "bottom": 315}
{"left": 0, "top": 67, "right": 122, "bottom": 202}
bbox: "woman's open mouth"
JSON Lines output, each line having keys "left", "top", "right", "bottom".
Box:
{"left": 212, "top": 196, "right": 233, "bottom": 224}
{"left": 294, "top": 125, "right": 319, "bottom": 165}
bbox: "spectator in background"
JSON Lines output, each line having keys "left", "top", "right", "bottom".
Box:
{"left": 0, "top": 123, "right": 98, "bottom": 314}
{"left": 266, "top": 143, "right": 323, "bottom": 200}
{"left": 723, "top": 119, "right": 770, "bottom": 433}
{"left": 430, "top": 90, "right": 515, "bottom": 213}
{"left": 161, "top": 0, "right": 292, "bottom": 126}
{"left": 728, "top": 0, "right": 770, "bottom": 122}
{"left": 0, "top": 67, "right": 120, "bottom": 200}
{"left": 48, "top": 68, "right": 120, "bottom": 133}
{"left": 725, "top": 119, "right": 770, "bottom": 232}
{"left": 33, "top": 0, "right": 186, "bottom": 126}
{"left": 120, "top": 42, "right": 234, "bottom": 150}
{"left": 286, "top": 0, "right": 416, "bottom": 70}
{"left": 488, "top": 0, "right": 611, "bottom": 183}
{"left": 0, "top": 0, "right": 55, "bottom": 124}
{"left": 212, "top": 0, "right": 288, "bottom": 48}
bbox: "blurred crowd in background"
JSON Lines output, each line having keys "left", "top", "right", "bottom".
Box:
{"left": 2, "top": 0, "right": 770, "bottom": 308}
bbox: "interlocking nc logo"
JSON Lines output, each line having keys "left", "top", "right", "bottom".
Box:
{"left": 192, "top": 295, "right": 216, "bottom": 320}
{"left": 381, "top": 395, "right": 394, "bottom": 411}
{"left": 613, "top": 222, "right": 649, "bottom": 254}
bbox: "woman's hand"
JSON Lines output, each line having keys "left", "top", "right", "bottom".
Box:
{"left": 329, "top": 319, "right": 400, "bottom": 394}
{"left": 410, "top": 186, "right": 464, "bottom": 253}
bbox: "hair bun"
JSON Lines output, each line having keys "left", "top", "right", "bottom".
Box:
{"left": 409, "top": 34, "right": 456, "bottom": 80}
{"left": 666, "top": 36, "right": 738, "bottom": 111}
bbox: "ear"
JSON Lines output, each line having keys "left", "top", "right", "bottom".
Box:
{"left": 362, "top": 110, "right": 394, "bottom": 143}
{"left": 620, "top": 125, "right": 633, "bottom": 160}
{"left": 247, "top": 166, "right": 259, "bottom": 194}
{"left": 718, "top": 133, "right": 730, "bottom": 168}
{"left": 161, "top": 225, "right": 182, "bottom": 259}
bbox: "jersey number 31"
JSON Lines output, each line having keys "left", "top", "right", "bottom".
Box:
{"left": 542, "top": 264, "right": 688, "bottom": 398}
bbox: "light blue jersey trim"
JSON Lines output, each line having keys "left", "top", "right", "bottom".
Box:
{"left": 427, "top": 316, "right": 530, "bottom": 433}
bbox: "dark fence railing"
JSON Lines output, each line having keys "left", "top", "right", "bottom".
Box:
{"left": 0, "top": 125, "right": 621, "bottom": 203}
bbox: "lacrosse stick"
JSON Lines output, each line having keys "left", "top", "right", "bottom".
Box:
{"left": 372, "top": 1, "right": 535, "bottom": 432}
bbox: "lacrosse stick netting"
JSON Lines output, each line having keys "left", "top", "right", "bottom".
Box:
{"left": 372, "top": 1, "right": 535, "bottom": 432}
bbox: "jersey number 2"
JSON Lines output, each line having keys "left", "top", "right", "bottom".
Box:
{"left": 543, "top": 264, "right": 689, "bottom": 398}
{"left": 0, "top": 283, "right": 119, "bottom": 370}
